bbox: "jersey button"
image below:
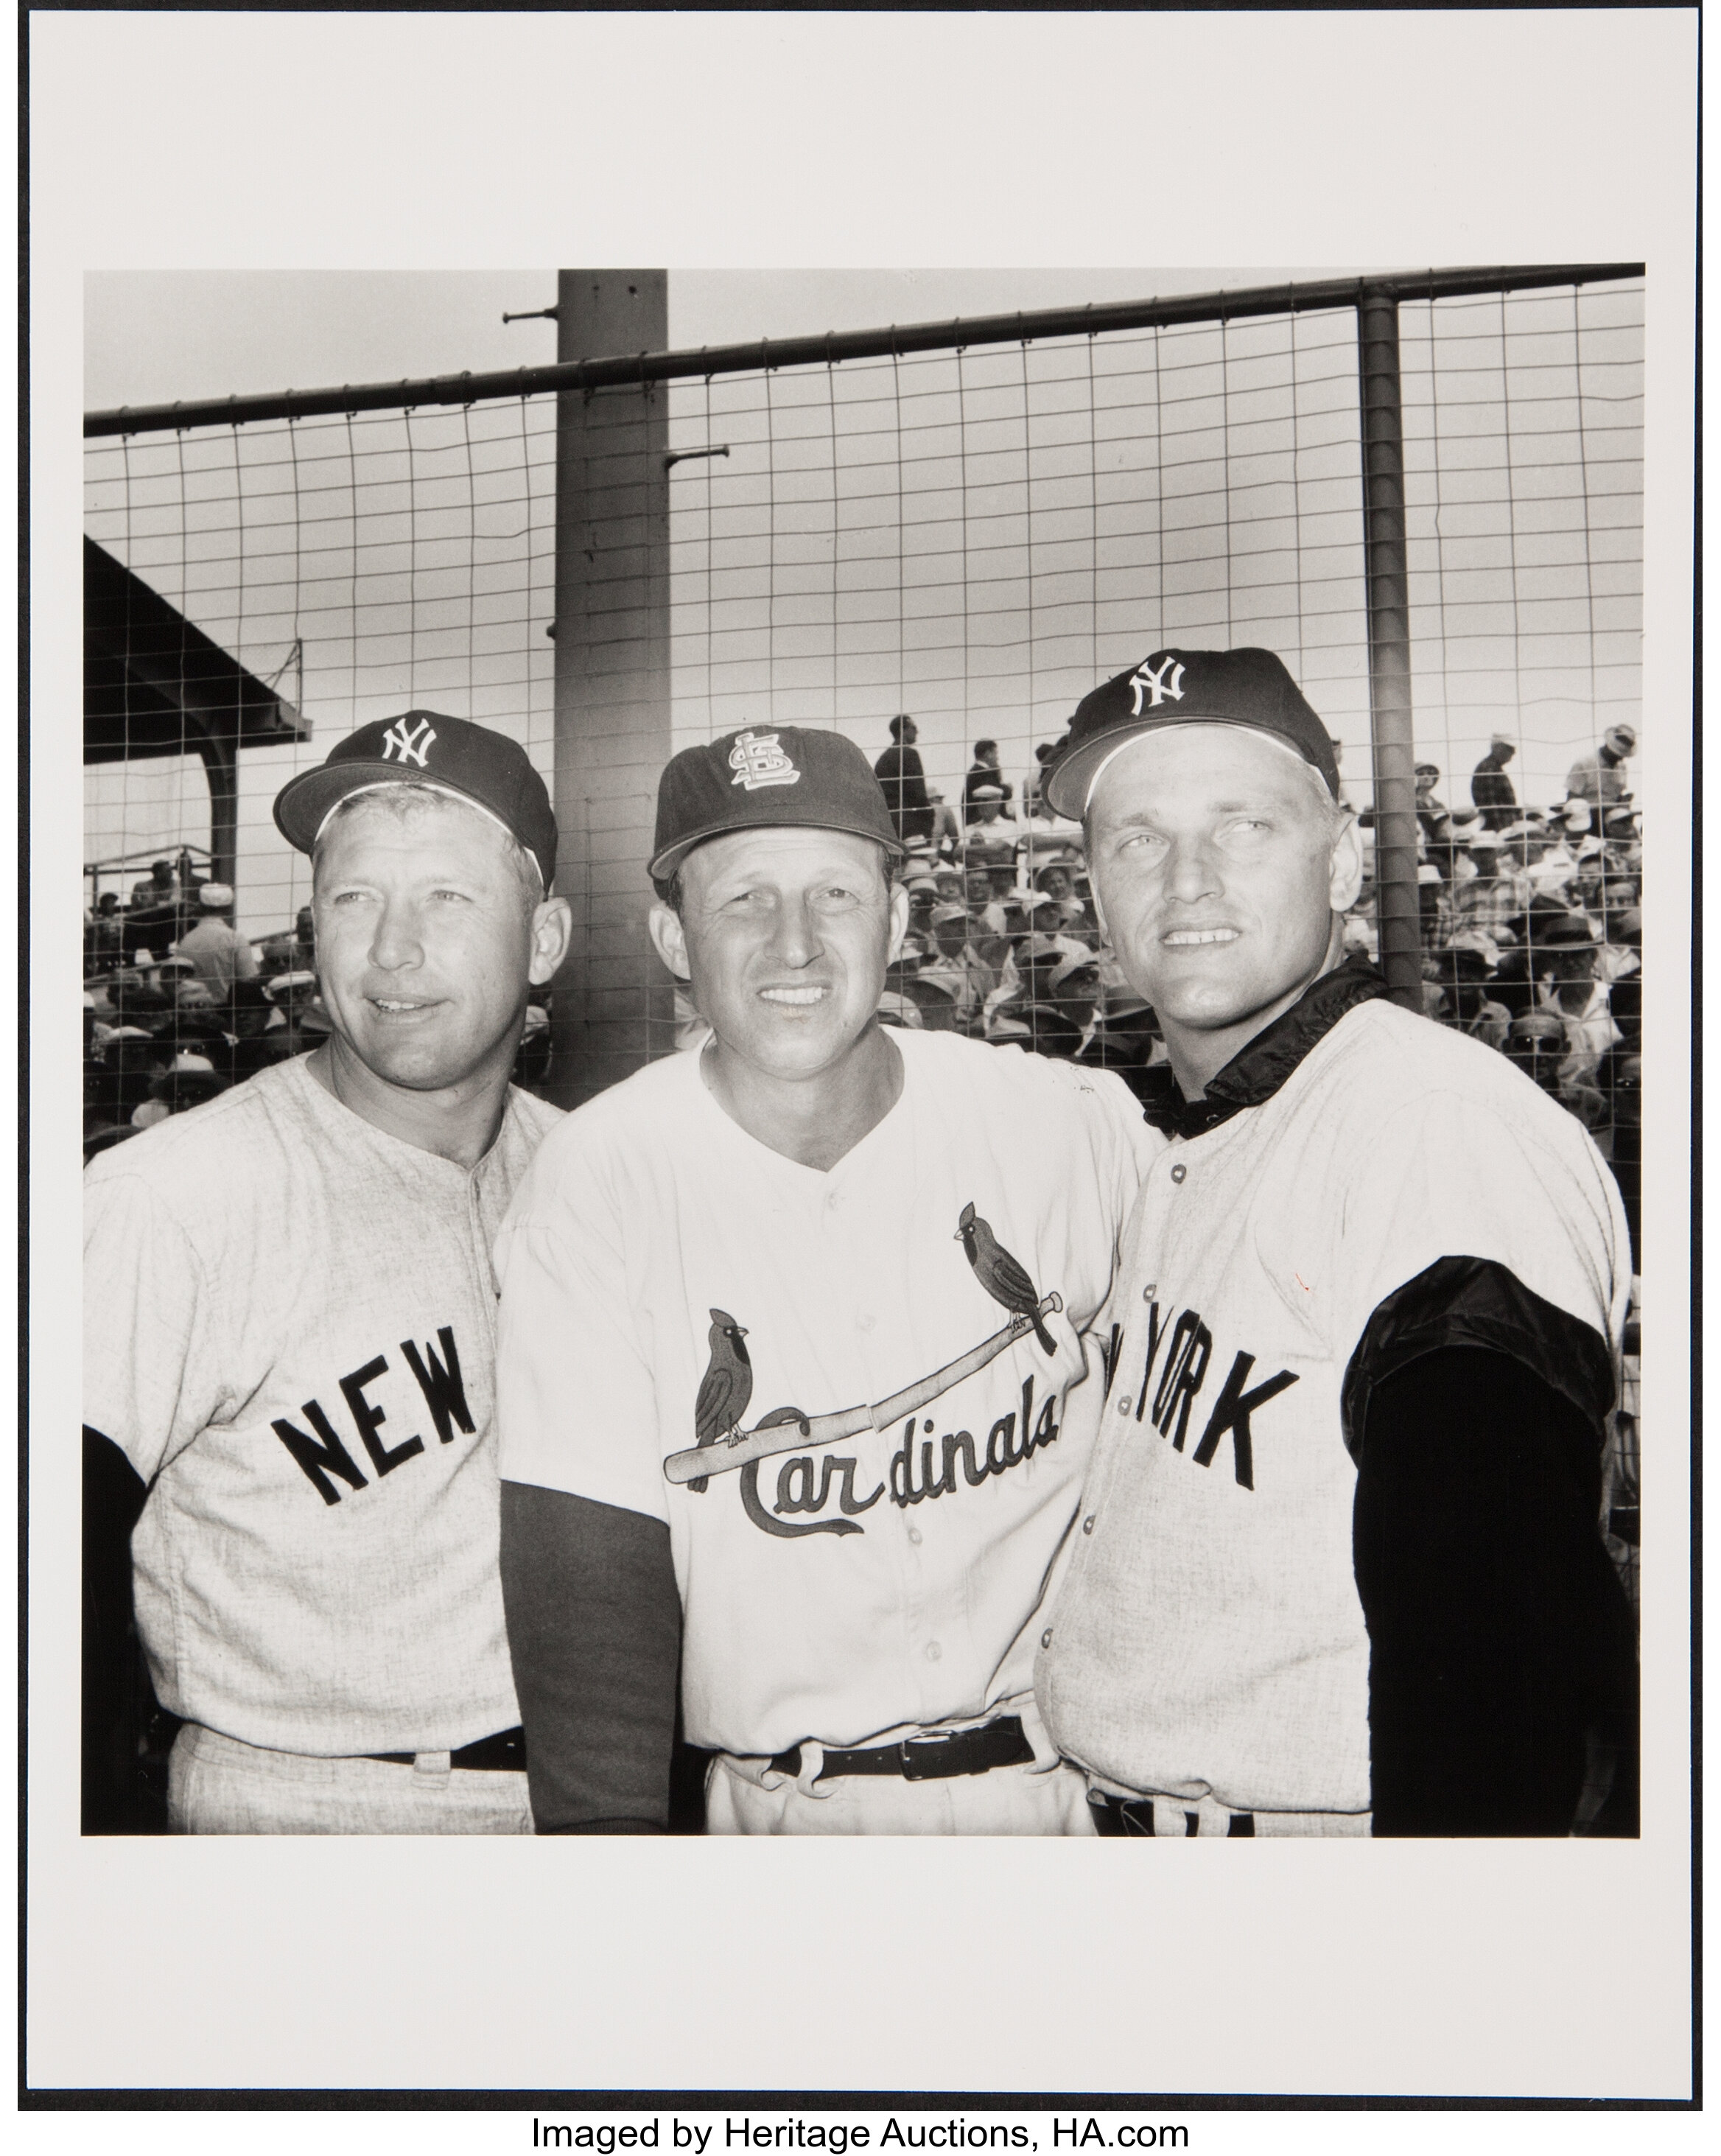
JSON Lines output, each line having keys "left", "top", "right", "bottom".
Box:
{"left": 856, "top": 1312, "right": 875, "bottom": 1332}
{"left": 1116, "top": 1395, "right": 1132, "bottom": 1416}
{"left": 1142, "top": 1284, "right": 1157, "bottom": 1301}
{"left": 1082, "top": 1515, "right": 1095, "bottom": 1534}
{"left": 925, "top": 1641, "right": 942, "bottom": 1662}
{"left": 1169, "top": 1164, "right": 1187, "bottom": 1185}
{"left": 907, "top": 1525, "right": 922, "bottom": 1546}
{"left": 1040, "top": 1628, "right": 1054, "bottom": 1650}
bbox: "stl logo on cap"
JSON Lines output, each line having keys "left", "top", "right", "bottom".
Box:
{"left": 380, "top": 715, "right": 437, "bottom": 768}
{"left": 728, "top": 729, "right": 802, "bottom": 792}
{"left": 1128, "top": 657, "right": 1186, "bottom": 715}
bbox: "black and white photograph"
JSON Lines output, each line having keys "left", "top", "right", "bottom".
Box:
{"left": 26, "top": 3, "right": 1697, "bottom": 2123}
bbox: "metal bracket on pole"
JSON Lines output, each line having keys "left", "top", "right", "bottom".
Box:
{"left": 1357, "top": 290, "right": 1424, "bottom": 1013}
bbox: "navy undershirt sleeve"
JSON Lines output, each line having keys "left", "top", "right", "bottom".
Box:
{"left": 500, "top": 1483, "right": 681, "bottom": 1835}
{"left": 1353, "top": 1348, "right": 1638, "bottom": 1835}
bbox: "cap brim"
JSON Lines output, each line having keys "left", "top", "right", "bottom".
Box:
{"left": 1046, "top": 716, "right": 1329, "bottom": 819}
{"left": 650, "top": 811, "right": 908, "bottom": 884}
{"left": 273, "top": 760, "right": 541, "bottom": 874}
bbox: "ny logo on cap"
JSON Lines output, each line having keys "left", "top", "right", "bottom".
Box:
{"left": 1128, "top": 657, "right": 1186, "bottom": 715}
{"left": 381, "top": 716, "right": 437, "bottom": 768}
{"left": 728, "top": 730, "right": 802, "bottom": 791}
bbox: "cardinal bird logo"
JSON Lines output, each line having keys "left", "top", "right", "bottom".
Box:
{"left": 956, "top": 1202, "right": 1056, "bottom": 1357}
{"left": 689, "top": 1309, "right": 752, "bottom": 1494}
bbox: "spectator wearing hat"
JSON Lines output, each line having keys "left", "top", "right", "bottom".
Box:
{"left": 961, "top": 787, "right": 1018, "bottom": 871}
{"left": 133, "top": 1052, "right": 232, "bottom": 1132}
{"left": 983, "top": 929, "right": 1093, "bottom": 1041}
{"left": 963, "top": 739, "right": 1016, "bottom": 824}
{"left": 1471, "top": 735, "right": 1519, "bottom": 830}
{"left": 85, "top": 890, "right": 127, "bottom": 971}
{"left": 1530, "top": 916, "right": 1622, "bottom": 1088}
{"left": 1431, "top": 938, "right": 1511, "bottom": 1050}
{"left": 873, "top": 715, "right": 936, "bottom": 849}
{"left": 1030, "top": 861, "right": 1096, "bottom": 942}
{"left": 917, "top": 902, "right": 995, "bottom": 1034}
{"left": 129, "top": 858, "right": 180, "bottom": 912}
{"left": 1505, "top": 1013, "right": 1608, "bottom": 1132}
{"left": 83, "top": 710, "right": 571, "bottom": 1835}
{"left": 1048, "top": 952, "right": 1105, "bottom": 1050}
{"left": 1597, "top": 905, "right": 1642, "bottom": 991}
{"left": 1415, "top": 862, "right": 1451, "bottom": 952}
{"left": 175, "top": 883, "right": 259, "bottom": 995}
{"left": 1021, "top": 739, "right": 1059, "bottom": 821}
{"left": 1566, "top": 724, "right": 1638, "bottom": 808}
{"left": 1412, "top": 764, "right": 1449, "bottom": 845}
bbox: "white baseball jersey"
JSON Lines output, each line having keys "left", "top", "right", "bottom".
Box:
{"left": 83, "top": 1054, "right": 561, "bottom": 1757}
{"left": 494, "top": 1029, "right": 1163, "bottom": 1761}
{"left": 1037, "top": 994, "right": 1627, "bottom": 1819}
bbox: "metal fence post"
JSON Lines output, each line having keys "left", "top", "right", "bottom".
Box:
{"left": 1357, "top": 289, "right": 1424, "bottom": 1011}
{"left": 547, "top": 270, "right": 673, "bottom": 1107}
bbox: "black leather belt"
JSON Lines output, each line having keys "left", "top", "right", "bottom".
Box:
{"left": 1090, "top": 1791, "right": 1254, "bottom": 1836}
{"left": 365, "top": 1726, "right": 527, "bottom": 1772}
{"left": 770, "top": 1715, "right": 1035, "bottom": 1785}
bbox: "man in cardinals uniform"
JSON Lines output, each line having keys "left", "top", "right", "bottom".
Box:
{"left": 1033, "top": 648, "right": 1638, "bottom": 1835}
{"left": 495, "top": 725, "right": 1161, "bottom": 1834}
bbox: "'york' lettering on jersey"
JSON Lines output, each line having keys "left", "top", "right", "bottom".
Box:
{"left": 1118, "top": 1298, "right": 1297, "bottom": 1491}
{"left": 271, "top": 1324, "right": 475, "bottom": 1505}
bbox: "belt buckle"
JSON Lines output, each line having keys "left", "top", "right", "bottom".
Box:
{"left": 899, "top": 1731, "right": 954, "bottom": 1782}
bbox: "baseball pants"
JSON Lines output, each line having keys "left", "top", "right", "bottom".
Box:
{"left": 167, "top": 1723, "right": 533, "bottom": 1835}
{"left": 706, "top": 1751, "right": 1098, "bottom": 1835}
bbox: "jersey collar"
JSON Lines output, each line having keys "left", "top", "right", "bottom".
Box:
{"left": 1150, "top": 952, "right": 1392, "bottom": 1141}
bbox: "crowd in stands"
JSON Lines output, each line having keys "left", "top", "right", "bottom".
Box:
{"left": 864, "top": 713, "right": 1644, "bottom": 1273}
{"left": 84, "top": 720, "right": 1643, "bottom": 1275}
{"left": 82, "top": 868, "right": 549, "bottom": 1163}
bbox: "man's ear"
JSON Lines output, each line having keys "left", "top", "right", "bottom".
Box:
{"left": 885, "top": 880, "right": 911, "bottom": 965}
{"left": 648, "top": 901, "right": 692, "bottom": 981}
{"left": 1328, "top": 813, "right": 1364, "bottom": 914}
{"left": 528, "top": 895, "right": 574, "bottom": 987}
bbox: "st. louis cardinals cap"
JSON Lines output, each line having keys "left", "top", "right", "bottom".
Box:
{"left": 1045, "top": 647, "right": 1341, "bottom": 818}
{"left": 649, "top": 724, "right": 906, "bottom": 890}
{"left": 273, "top": 711, "right": 558, "bottom": 886}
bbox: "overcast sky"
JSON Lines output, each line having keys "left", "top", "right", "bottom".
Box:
{"left": 85, "top": 267, "right": 1318, "bottom": 411}
{"left": 82, "top": 269, "right": 1641, "bottom": 932}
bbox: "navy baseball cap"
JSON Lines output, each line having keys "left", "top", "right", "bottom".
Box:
{"left": 649, "top": 724, "right": 906, "bottom": 889}
{"left": 1045, "top": 648, "right": 1341, "bottom": 818}
{"left": 273, "top": 711, "right": 558, "bottom": 886}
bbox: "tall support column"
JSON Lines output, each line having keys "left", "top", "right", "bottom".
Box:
{"left": 1357, "top": 291, "right": 1423, "bottom": 1012}
{"left": 547, "top": 270, "right": 673, "bottom": 1107}
{"left": 192, "top": 732, "right": 238, "bottom": 892}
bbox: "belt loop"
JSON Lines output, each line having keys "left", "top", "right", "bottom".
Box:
{"left": 413, "top": 1750, "right": 452, "bottom": 1781}
{"left": 792, "top": 1740, "right": 830, "bottom": 1800}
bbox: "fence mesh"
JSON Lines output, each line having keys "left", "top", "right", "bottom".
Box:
{"left": 83, "top": 279, "right": 1641, "bottom": 1258}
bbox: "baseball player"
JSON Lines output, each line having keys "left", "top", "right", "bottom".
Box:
{"left": 83, "top": 713, "right": 571, "bottom": 1833}
{"left": 494, "top": 724, "right": 1161, "bottom": 1834}
{"left": 1033, "top": 648, "right": 1638, "bottom": 1835}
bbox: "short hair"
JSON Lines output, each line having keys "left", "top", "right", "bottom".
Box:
{"left": 660, "top": 837, "right": 897, "bottom": 920}
{"left": 889, "top": 713, "right": 914, "bottom": 741}
{"left": 972, "top": 738, "right": 998, "bottom": 760}
{"left": 310, "top": 783, "right": 542, "bottom": 912}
